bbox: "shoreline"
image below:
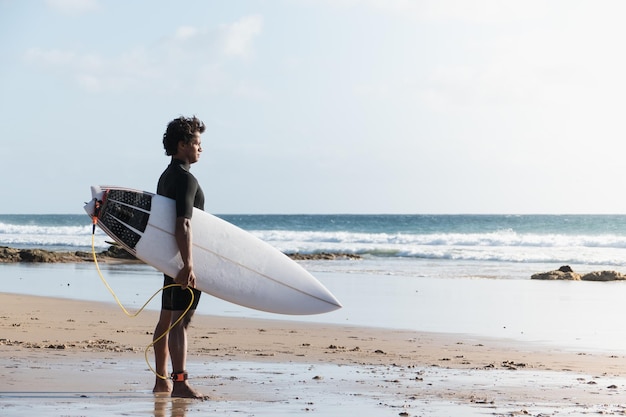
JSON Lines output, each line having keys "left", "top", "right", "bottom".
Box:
{"left": 3, "top": 293, "right": 625, "bottom": 374}
{"left": 0, "top": 245, "right": 361, "bottom": 263}
{"left": 3, "top": 293, "right": 626, "bottom": 415}
{"left": 3, "top": 246, "right": 626, "bottom": 282}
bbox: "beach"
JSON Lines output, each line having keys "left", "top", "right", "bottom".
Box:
{"left": 3, "top": 292, "right": 626, "bottom": 416}
{"left": 4, "top": 213, "right": 626, "bottom": 415}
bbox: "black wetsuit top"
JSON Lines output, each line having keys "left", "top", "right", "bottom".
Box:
{"left": 157, "top": 158, "right": 204, "bottom": 311}
{"left": 157, "top": 158, "right": 204, "bottom": 217}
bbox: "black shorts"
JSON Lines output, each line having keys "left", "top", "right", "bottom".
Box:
{"left": 161, "top": 275, "right": 202, "bottom": 311}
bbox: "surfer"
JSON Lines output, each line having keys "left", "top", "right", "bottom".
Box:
{"left": 152, "top": 115, "right": 207, "bottom": 399}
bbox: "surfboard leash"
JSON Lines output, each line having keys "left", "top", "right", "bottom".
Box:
{"left": 90, "top": 213, "right": 194, "bottom": 380}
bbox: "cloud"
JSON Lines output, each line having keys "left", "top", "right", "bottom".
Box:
{"left": 174, "top": 25, "right": 204, "bottom": 41}
{"left": 306, "top": 0, "right": 552, "bottom": 23}
{"left": 220, "top": 15, "right": 263, "bottom": 58}
{"left": 22, "top": 15, "right": 264, "bottom": 95}
{"left": 166, "top": 15, "right": 264, "bottom": 61}
{"left": 353, "top": 0, "right": 626, "bottom": 120}
{"left": 45, "top": 0, "right": 100, "bottom": 15}
{"left": 23, "top": 45, "right": 157, "bottom": 93}
{"left": 371, "top": 0, "right": 551, "bottom": 23}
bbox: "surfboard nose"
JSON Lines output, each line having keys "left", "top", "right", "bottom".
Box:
{"left": 320, "top": 290, "right": 342, "bottom": 312}
{"left": 324, "top": 299, "right": 342, "bottom": 312}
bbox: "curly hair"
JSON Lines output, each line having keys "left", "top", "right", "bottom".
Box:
{"left": 162, "top": 116, "right": 206, "bottom": 156}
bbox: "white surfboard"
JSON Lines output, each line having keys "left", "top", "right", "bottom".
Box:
{"left": 84, "top": 185, "right": 342, "bottom": 315}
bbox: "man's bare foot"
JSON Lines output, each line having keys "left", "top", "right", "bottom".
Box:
{"left": 153, "top": 378, "right": 172, "bottom": 394}
{"left": 171, "top": 381, "right": 208, "bottom": 400}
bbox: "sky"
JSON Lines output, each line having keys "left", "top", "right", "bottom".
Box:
{"left": 2, "top": 0, "right": 626, "bottom": 214}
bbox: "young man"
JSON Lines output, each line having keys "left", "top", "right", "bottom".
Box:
{"left": 152, "top": 116, "right": 206, "bottom": 399}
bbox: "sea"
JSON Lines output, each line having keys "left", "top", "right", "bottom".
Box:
{"left": 3, "top": 213, "right": 626, "bottom": 351}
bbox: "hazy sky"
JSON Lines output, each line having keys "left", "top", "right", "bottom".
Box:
{"left": 2, "top": 0, "right": 626, "bottom": 214}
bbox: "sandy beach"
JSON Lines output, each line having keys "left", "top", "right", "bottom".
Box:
{"left": 2, "top": 293, "right": 626, "bottom": 416}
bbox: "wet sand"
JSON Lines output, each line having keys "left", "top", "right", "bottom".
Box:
{"left": 2, "top": 293, "right": 626, "bottom": 416}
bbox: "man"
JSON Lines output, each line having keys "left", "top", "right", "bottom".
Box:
{"left": 152, "top": 116, "right": 206, "bottom": 399}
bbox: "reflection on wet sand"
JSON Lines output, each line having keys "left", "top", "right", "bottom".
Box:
{"left": 153, "top": 395, "right": 191, "bottom": 417}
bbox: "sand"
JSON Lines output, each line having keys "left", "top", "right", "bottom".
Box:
{"left": 2, "top": 293, "right": 626, "bottom": 416}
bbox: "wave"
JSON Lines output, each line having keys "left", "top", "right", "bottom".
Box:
{"left": 0, "top": 222, "right": 108, "bottom": 250}
{"left": 251, "top": 230, "right": 626, "bottom": 267}
{"left": 251, "top": 229, "right": 626, "bottom": 249}
{"left": 3, "top": 222, "right": 626, "bottom": 266}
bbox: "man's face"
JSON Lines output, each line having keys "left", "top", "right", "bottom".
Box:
{"left": 181, "top": 132, "right": 202, "bottom": 164}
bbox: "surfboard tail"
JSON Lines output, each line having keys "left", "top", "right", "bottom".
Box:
{"left": 83, "top": 186, "right": 103, "bottom": 218}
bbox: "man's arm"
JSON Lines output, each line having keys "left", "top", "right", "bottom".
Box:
{"left": 174, "top": 216, "right": 196, "bottom": 289}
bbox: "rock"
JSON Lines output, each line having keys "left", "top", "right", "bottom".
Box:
{"left": 531, "top": 269, "right": 581, "bottom": 280}
{"left": 0, "top": 247, "right": 76, "bottom": 263}
{"left": 0, "top": 246, "right": 139, "bottom": 263}
{"left": 0, "top": 246, "right": 359, "bottom": 264}
{"left": 99, "top": 245, "right": 136, "bottom": 260}
{"left": 286, "top": 252, "right": 361, "bottom": 260}
{"left": 532, "top": 266, "right": 626, "bottom": 281}
{"left": 19, "top": 249, "right": 65, "bottom": 263}
{"left": 581, "top": 271, "right": 626, "bottom": 281}
{"left": 0, "top": 247, "right": 20, "bottom": 262}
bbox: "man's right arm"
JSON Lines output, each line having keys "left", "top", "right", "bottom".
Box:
{"left": 174, "top": 216, "right": 195, "bottom": 289}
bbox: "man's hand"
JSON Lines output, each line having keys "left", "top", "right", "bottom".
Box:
{"left": 175, "top": 264, "right": 196, "bottom": 290}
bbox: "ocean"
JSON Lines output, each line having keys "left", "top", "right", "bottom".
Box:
{"left": 3, "top": 213, "right": 626, "bottom": 272}
{"left": 3, "top": 213, "right": 626, "bottom": 351}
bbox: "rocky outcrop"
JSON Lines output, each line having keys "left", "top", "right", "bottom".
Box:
{"left": 580, "top": 270, "right": 626, "bottom": 281}
{"left": 0, "top": 246, "right": 360, "bottom": 263}
{"left": 98, "top": 245, "right": 137, "bottom": 260}
{"left": 285, "top": 252, "right": 362, "bottom": 260}
{"left": 532, "top": 265, "right": 626, "bottom": 281}
{"left": 531, "top": 265, "right": 581, "bottom": 280}
{"left": 0, "top": 246, "right": 138, "bottom": 263}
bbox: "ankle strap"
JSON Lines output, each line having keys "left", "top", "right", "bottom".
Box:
{"left": 171, "top": 371, "right": 188, "bottom": 382}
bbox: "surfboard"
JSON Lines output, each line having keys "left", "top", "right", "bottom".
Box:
{"left": 84, "top": 185, "right": 342, "bottom": 315}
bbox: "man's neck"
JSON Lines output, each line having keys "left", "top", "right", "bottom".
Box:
{"left": 172, "top": 157, "right": 191, "bottom": 169}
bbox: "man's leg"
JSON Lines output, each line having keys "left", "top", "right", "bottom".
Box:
{"left": 169, "top": 310, "right": 205, "bottom": 398}
{"left": 152, "top": 309, "right": 172, "bottom": 393}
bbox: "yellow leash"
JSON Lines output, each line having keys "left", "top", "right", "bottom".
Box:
{"left": 90, "top": 232, "right": 194, "bottom": 380}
